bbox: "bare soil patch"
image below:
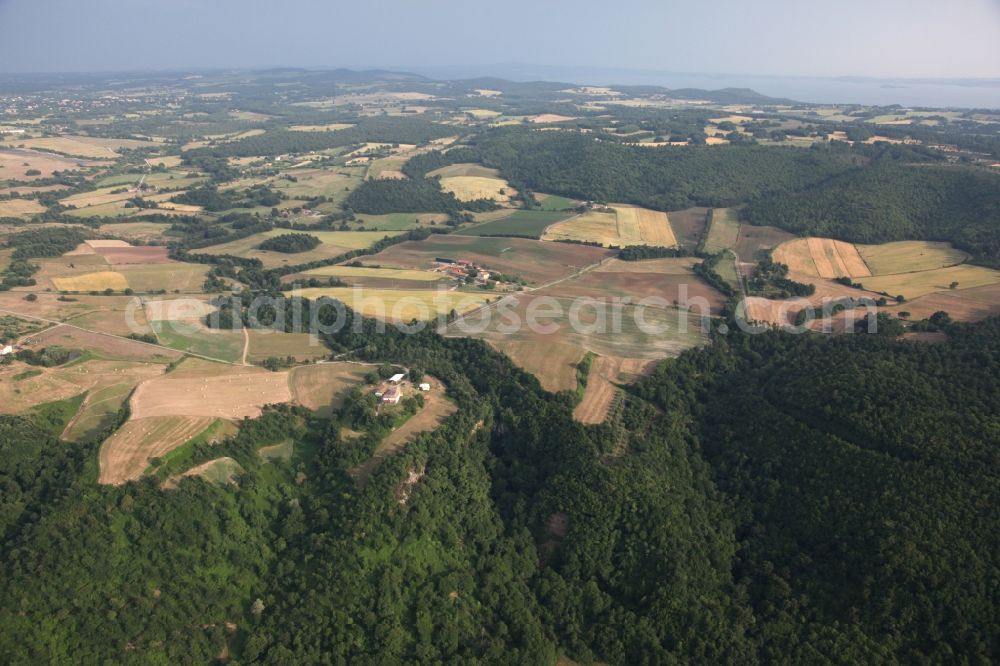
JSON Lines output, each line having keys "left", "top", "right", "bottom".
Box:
{"left": 130, "top": 366, "right": 292, "bottom": 420}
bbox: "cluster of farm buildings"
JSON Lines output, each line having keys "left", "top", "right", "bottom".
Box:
{"left": 374, "top": 372, "right": 430, "bottom": 405}
{"left": 432, "top": 257, "right": 492, "bottom": 286}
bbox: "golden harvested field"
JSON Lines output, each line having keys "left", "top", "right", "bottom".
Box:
{"left": 574, "top": 356, "right": 656, "bottom": 424}
{"left": 63, "top": 186, "right": 145, "bottom": 208}
{"left": 772, "top": 237, "right": 871, "bottom": 279}
{"left": 21, "top": 135, "right": 156, "bottom": 158}
{"left": 615, "top": 205, "right": 677, "bottom": 246}
{"left": 860, "top": 264, "right": 1000, "bottom": 300}
{"left": 857, "top": 241, "right": 969, "bottom": 275}
{"left": 0, "top": 289, "right": 142, "bottom": 326}
{"left": 288, "top": 362, "right": 370, "bottom": 416}
{"left": 29, "top": 324, "right": 176, "bottom": 362}
{"left": 289, "top": 123, "right": 355, "bottom": 132}
{"left": 0, "top": 356, "right": 166, "bottom": 417}
{"left": 882, "top": 283, "right": 1000, "bottom": 321}
{"left": 0, "top": 148, "right": 89, "bottom": 179}
{"left": 543, "top": 205, "right": 676, "bottom": 247}
{"left": 296, "top": 286, "right": 492, "bottom": 322}
{"left": 190, "top": 229, "right": 393, "bottom": 268}
{"left": 530, "top": 114, "right": 577, "bottom": 123}
{"left": 144, "top": 297, "right": 216, "bottom": 324}
{"left": 742, "top": 296, "right": 805, "bottom": 327}
{"left": 97, "top": 221, "right": 175, "bottom": 243}
{"left": 50, "top": 270, "right": 129, "bottom": 292}
{"left": 99, "top": 416, "right": 216, "bottom": 485}
{"left": 116, "top": 263, "right": 208, "bottom": 292}
{"left": 439, "top": 176, "right": 513, "bottom": 202}
{"left": 130, "top": 366, "right": 293, "bottom": 420}
{"left": 86, "top": 239, "right": 130, "bottom": 248}
{"left": 541, "top": 210, "right": 613, "bottom": 245}
{"left": 427, "top": 163, "right": 501, "bottom": 178}
{"left": 490, "top": 340, "right": 585, "bottom": 393}
{"left": 701, "top": 208, "right": 741, "bottom": 253}
{"left": 246, "top": 330, "right": 330, "bottom": 362}
{"left": 0, "top": 184, "right": 70, "bottom": 196}
{"left": 0, "top": 198, "right": 45, "bottom": 217}
{"left": 301, "top": 265, "right": 443, "bottom": 282}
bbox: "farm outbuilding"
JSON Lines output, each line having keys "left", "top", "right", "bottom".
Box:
{"left": 419, "top": 383, "right": 431, "bottom": 391}
{"left": 0, "top": 345, "right": 13, "bottom": 356}
{"left": 389, "top": 373, "right": 406, "bottom": 384}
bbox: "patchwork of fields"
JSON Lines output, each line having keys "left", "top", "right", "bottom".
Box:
{"left": 190, "top": 229, "right": 397, "bottom": 268}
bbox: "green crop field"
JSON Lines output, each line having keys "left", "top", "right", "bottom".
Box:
{"left": 465, "top": 209, "right": 576, "bottom": 239}
{"left": 701, "top": 208, "right": 741, "bottom": 254}
{"left": 151, "top": 321, "right": 245, "bottom": 363}
{"left": 536, "top": 194, "right": 576, "bottom": 211}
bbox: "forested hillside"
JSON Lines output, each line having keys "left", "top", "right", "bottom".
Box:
{"left": 463, "top": 129, "right": 1000, "bottom": 265}
{"left": 745, "top": 163, "right": 1000, "bottom": 265}
{"left": 1, "top": 307, "right": 997, "bottom": 664}
{"left": 467, "top": 130, "right": 862, "bottom": 209}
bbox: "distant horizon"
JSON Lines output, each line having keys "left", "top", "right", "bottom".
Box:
{"left": 3, "top": 63, "right": 998, "bottom": 109}
{"left": 1, "top": 0, "right": 997, "bottom": 80}
{"left": 2, "top": 63, "right": 1000, "bottom": 85}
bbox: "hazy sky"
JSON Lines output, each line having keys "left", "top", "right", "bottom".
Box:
{"left": 0, "top": 0, "right": 998, "bottom": 79}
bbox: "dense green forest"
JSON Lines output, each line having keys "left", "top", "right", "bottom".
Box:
{"left": 745, "top": 162, "right": 1000, "bottom": 265}
{"left": 453, "top": 129, "right": 1000, "bottom": 265}
{"left": 344, "top": 177, "right": 496, "bottom": 215}
{"left": 1, "top": 304, "right": 997, "bottom": 663}
{"left": 465, "top": 129, "right": 863, "bottom": 209}
{"left": 257, "top": 232, "right": 321, "bottom": 253}
{"left": 172, "top": 184, "right": 284, "bottom": 211}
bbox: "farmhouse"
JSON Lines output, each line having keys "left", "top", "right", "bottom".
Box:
{"left": 381, "top": 386, "right": 402, "bottom": 405}
{"left": 419, "top": 383, "right": 431, "bottom": 391}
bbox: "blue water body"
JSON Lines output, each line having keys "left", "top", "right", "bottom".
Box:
{"left": 413, "top": 64, "right": 1000, "bottom": 109}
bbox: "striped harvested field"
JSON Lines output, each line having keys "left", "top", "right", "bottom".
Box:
{"left": 99, "top": 415, "right": 215, "bottom": 485}
{"left": 772, "top": 237, "right": 871, "bottom": 279}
